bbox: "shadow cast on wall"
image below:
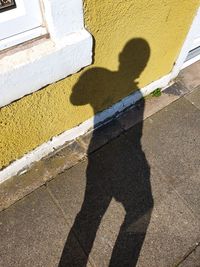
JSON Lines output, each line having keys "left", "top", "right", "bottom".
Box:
{"left": 58, "top": 38, "right": 154, "bottom": 267}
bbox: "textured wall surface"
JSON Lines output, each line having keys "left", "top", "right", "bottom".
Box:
{"left": 0, "top": 0, "right": 199, "bottom": 169}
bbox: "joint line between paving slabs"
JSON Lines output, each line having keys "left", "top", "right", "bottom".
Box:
{"left": 184, "top": 94, "right": 200, "bottom": 111}
{"left": 45, "top": 184, "right": 97, "bottom": 267}
{"left": 174, "top": 242, "right": 200, "bottom": 266}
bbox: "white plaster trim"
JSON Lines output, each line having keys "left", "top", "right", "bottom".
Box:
{"left": 0, "top": 73, "right": 171, "bottom": 184}
{"left": 0, "top": 30, "right": 92, "bottom": 107}
{"left": 170, "top": 7, "right": 200, "bottom": 77}
{"left": 0, "top": 27, "right": 47, "bottom": 51}
{"left": 42, "top": 0, "right": 84, "bottom": 43}
{"left": 0, "top": 0, "right": 44, "bottom": 46}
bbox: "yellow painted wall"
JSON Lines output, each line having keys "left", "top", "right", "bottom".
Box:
{"left": 0, "top": 0, "right": 199, "bottom": 169}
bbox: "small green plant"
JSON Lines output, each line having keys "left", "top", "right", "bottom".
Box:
{"left": 151, "top": 88, "right": 162, "bottom": 97}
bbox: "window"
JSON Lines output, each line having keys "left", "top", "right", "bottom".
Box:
{"left": 0, "top": 0, "right": 46, "bottom": 50}
{"left": 0, "top": 0, "right": 16, "bottom": 12}
{"left": 0, "top": 0, "right": 93, "bottom": 108}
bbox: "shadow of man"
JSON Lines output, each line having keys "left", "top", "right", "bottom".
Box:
{"left": 58, "top": 38, "right": 153, "bottom": 267}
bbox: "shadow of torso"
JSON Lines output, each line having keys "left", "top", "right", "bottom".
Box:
{"left": 70, "top": 67, "right": 139, "bottom": 112}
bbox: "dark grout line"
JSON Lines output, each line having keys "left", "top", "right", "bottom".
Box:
{"left": 183, "top": 95, "right": 200, "bottom": 112}
{"left": 174, "top": 242, "right": 200, "bottom": 267}
{"left": 0, "top": 183, "right": 47, "bottom": 212}
{"left": 45, "top": 184, "right": 69, "bottom": 222}
{"left": 45, "top": 184, "right": 97, "bottom": 267}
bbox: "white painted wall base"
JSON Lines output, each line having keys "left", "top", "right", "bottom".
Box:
{"left": 0, "top": 72, "right": 171, "bottom": 184}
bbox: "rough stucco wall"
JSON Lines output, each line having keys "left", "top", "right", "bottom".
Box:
{"left": 0, "top": 0, "right": 199, "bottom": 169}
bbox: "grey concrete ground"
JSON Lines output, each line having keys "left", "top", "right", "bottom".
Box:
{"left": 1, "top": 61, "right": 200, "bottom": 267}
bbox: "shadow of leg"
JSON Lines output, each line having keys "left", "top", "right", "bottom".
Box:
{"left": 58, "top": 191, "right": 111, "bottom": 267}
{"left": 109, "top": 210, "right": 152, "bottom": 267}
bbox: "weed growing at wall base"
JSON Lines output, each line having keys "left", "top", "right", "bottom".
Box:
{"left": 151, "top": 88, "right": 162, "bottom": 97}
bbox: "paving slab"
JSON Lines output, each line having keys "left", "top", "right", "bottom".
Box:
{"left": 125, "top": 97, "right": 200, "bottom": 219}
{"left": 48, "top": 134, "right": 153, "bottom": 267}
{"left": 117, "top": 83, "right": 186, "bottom": 132}
{"left": 184, "top": 85, "right": 200, "bottom": 110}
{"left": 142, "top": 82, "right": 188, "bottom": 120}
{"left": 42, "top": 140, "right": 87, "bottom": 182}
{"left": 117, "top": 100, "right": 145, "bottom": 130}
{"left": 48, "top": 132, "right": 200, "bottom": 267}
{"left": 137, "top": 191, "right": 200, "bottom": 267}
{"left": 178, "top": 60, "right": 200, "bottom": 91}
{"left": 78, "top": 118, "right": 123, "bottom": 154}
{"left": 0, "top": 140, "right": 86, "bottom": 212}
{"left": 48, "top": 160, "right": 119, "bottom": 267}
{"left": 0, "top": 186, "right": 90, "bottom": 267}
{"left": 163, "top": 81, "right": 189, "bottom": 97}
{"left": 0, "top": 160, "right": 45, "bottom": 211}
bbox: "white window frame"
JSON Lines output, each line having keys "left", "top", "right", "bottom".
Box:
{"left": 0, "top": 0, "right": 93, "bottom": 108}
{"left": 0, "top": 0, "right": 46, "bottom": 50}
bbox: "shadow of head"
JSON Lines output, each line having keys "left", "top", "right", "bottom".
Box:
{"left": 70, "top": 38, "right": 150, "bottom": 111}
{"left": 118, "top": 38, "right": 150, "bottom": 77}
